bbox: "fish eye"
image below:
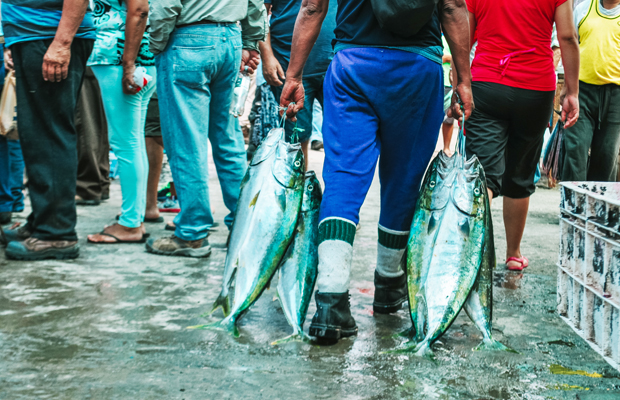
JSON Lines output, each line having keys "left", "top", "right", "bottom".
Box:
{"left": 308, "top": 185, "right": 314, "bottom": 191}
{"left": 429, "top": 181, "right": 436, "bottom": 188}
{"left": 474, "top": 188, "right": 480, "bottom": 195}
{"left": 294, "top": 161, "right": 301, "bottom": 167}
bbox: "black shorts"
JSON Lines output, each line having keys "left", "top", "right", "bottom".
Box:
{"left": 465, "top": 81, "right": 554, "bottom": 198}
{"left": 145, "top": 92, "right": 161, "bottom": 137}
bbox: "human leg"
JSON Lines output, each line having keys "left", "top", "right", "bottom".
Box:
{"left": 6, "top": 39, "right": 92, "bottom": 259}
{"left": 88, "top": 65, "right": 155, "bottom": 242}
{"left": 561, "top": 81, "right": 597, "bottom": 182}
{"left": 502, "top": 86, "right": 554, "bottom": 269}
{"left": 8, "top": 139, "right": 24, "bottom": 212}
{"left": 0, "top": 136, "right": 12, "bottom": 223}
{"left": 374, "top": 50, "right": 444, "bottom": 312}
{"left": 76, "top": 66, "right": 109, "bottom": 203}
{"left": 144, "top": 93, "right": 164, "bottom": 221}
{"left": 587, "top": 84, "right": 620, "bottom": 182}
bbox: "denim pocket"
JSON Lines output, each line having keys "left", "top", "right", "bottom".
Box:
{"left": 172, "top": 45, "right": 216, "bottom": 89}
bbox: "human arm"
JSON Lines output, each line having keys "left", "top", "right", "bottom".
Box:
{"left": 555, "top": 1, "right": 580, "bottom": 128}
{"left": 148, "top": 0, "right": 182, "bottom": 56}
{"left": 240, "top": 0, "right": 267, "bottom": 73}
{"left": 441, "top": 0, "right": 474, "bottom": 121}
{"left": 4, "top": 48, "right": 13, "bottom": 71}
{"left": 122, "top": 0, "right": 150, "bottom": 94}
{"left": 259, "top": 28, "right": 286, "bottom": 86}
{"left": 279, "top": 0, "right": 329, "bottom": 120}
{"left": 552, "top": 24, "right": 561, "bottom": 69}
{"left": 42, "top": 0, "right": 89, "bottom": 82}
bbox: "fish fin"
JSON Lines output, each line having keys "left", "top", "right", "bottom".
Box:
{"left": 187, "top": 317, "right": 240, "bottom": 338}
{"left": 271, "top": 331, "right": 313, "bottom": 346}
{"left": 474, "top": 338, "right": 519, "bottom": 354}
{"left": 207, "top": 294, "right": 231, "bottom": 318}
{"left": 393, "top": 327, "right": 416, "bottom": 339}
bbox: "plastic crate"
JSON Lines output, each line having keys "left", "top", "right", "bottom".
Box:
{"left": 561, "top": 182, "right": 620, "bottom": 237}
{"left": 557, "top": 266, "right": 620, "bottom": 371}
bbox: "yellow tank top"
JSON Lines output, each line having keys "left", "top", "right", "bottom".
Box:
{"left": 578, "top": 0, "right": 620, "bottom": 86}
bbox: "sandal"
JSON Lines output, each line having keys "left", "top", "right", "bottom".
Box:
{"left": 116, "top": 215, "right": 164, "bottom": 223}
{"left": 88, "top": 231, "right": 150, "bottom": 244}
{"left": 506, "top": 256, "right": 529, "bottom": 271}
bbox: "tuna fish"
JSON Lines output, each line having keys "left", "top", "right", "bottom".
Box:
{"left": 463, "top": 186, "right": 515, "bottom": 353}
{"left": 209, "top": 128, "right": 285, "bottom": 317}
{"left": 272, "top": 171, "right": 322, "bottom": 345}
{"left": 402, "top": 149, "right": 489, "bottom": 357}
{"left": 191, "top": 139, "right": 305, "bottom": 337}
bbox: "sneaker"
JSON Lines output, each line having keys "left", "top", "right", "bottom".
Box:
{"left": 158, "top": 197, "right": 180, "bottom": 213}
{"left": 2, "top": 224, "right": 32, "bottom": 245}
{"left": 146, "top": 235, "right": 211, "bottom": 258}
{"left": 0, "top": 212, "right": 11, "bottom": 225}
{"left": 373, "top": 271, "right": 407, "bottom": 314}
{"left": 309, "top": 291, "right": 357, "bottom": 344}
{"left": 311, "top": 140, "right": 324, "bottom": 151}
{"left": 6, "top": 237, "right": 79, "bottom": 260}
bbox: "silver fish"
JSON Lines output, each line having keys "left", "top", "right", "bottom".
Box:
{"left": 403, "top": 151, "right": 488, "bottom": 357}
{"left": 192, "top": 140, "right": 305, "bottom": 336}
{"left": 210, "top": 128, "right": 285, "bottom": 317}
{"left": 463, "top": 174, "right": 515, "bottom": 353}
{"left": 272, "top": 171, "right": 322, "bottom": 345}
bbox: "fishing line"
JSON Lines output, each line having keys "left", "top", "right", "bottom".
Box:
{"left": 277, "top": 103, "right": 304, "bottom": 143}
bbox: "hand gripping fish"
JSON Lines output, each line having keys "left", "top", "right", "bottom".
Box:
{"left": 272, "top": 171, "right": 322, "bottom": 345}
{"left": 190, "top": 139, "right": 305, "bottom": 337}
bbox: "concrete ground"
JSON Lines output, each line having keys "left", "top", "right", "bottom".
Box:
{"left": 1, "top": 147, "right": 620, "bottom": 400}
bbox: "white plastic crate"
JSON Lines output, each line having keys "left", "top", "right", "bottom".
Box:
{"left": 559, "top": 183, "right": 620, "bottom": 372}
{"left": 557, "top": 266, "right": 620, "bottom": 371}
{"left": 561, "top": 182, "right": 620, "bottom": 236}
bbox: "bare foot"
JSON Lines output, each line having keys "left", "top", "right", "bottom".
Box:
{"left": 88, "top": 223, "right": 145, "bottom": 243}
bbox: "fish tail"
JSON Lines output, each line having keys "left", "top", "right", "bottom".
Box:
{"left": 271, "top": 329, "right": 313, "bottom": 346}
{"left": 207, "top": 294, "right": 231, "bottom": 318}
{"left": 381, "top": 340, "right": 419, "bottom": 355}
{"left": 412, "top": 341, "right": 435, "bottom": 360}
{"left": 474, "top": 338, "right": 519, "bottom": 354}
{"left": 393, "top": 327, "right": 416, "bottom": 339}
{"left": 187, "top": 316, "right": 240, "bottom": 338}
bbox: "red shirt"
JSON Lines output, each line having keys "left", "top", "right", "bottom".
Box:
{"left": 467, "top": 0, "right": 567, "bottom": 91}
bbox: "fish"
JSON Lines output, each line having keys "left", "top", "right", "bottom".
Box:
{"left": 191, "top": 139, "right": 305, "bottom": 337}
{"left": 402, "top": 151, "right": 488, "bottom": 358}
{"left": 209, "top": 128, "right": 285, "bottom": 317}
{"left": 463, "top": 172, "right": 516, "bottom": 353}
{"left": 272, "top": 171, "right": 322, "bottom": 345}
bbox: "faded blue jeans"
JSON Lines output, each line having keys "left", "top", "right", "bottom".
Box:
{"left": 156, "top": 24, "right": 247, "bottom": 241}
{"left": 0, "top": 137, "right": 25, "bottom": 213}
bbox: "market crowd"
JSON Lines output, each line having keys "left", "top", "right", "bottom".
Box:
{"left": 0, "top": 0, "right": 618, "bottom": 343}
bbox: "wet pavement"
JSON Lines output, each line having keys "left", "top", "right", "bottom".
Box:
{"left": 1, "top": 150, "right": 620, "bottom": 399}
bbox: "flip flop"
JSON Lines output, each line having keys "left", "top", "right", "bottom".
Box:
{"left": 115, "top": 215, "right": 165, "bottom": 223}
{"left": 506, "top": 256, "right": 529, "bottom": 271}
{"left": 88, "top": 231, "right": 151, "bottom": 244}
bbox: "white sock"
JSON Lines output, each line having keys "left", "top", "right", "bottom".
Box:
{"left": 316, "top": 240, "right": 353, "bottom": 293}
{"left": 376, "top": 225, "right": 408, "bottom": 278}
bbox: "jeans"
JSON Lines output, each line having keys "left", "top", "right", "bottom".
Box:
{"left": 271, "top": 73, "right": 325, "bottom": 143}
{"left": 0, "top": 136, "right": 24, "bottom": 213}
{"left": 311, "top": 99, "right": 323, "bottom": 143}
{"left": 156, "top": 24, "right": 246, "bottom": 240}
{"left": 92, "top": 65, "right": 156, "bottom": 228}
{"left": 13, "top": 39, "right": 93, "bottom": 241}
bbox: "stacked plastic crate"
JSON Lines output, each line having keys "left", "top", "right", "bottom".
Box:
{"left": 559, "top": 182, "right": 620, "bottom": 371}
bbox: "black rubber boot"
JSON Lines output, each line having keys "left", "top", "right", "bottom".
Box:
{"left": 373, "top": 271, "right": 407, "bottom": 314}
{"left": 309, "top": 292, "right": 357, "bottom": 344}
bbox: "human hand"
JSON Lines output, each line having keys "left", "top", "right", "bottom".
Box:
{"left": 448, "top": 82, "right": 474, "bottom": 122}
{"left": 122, "top": 63, "right": 140, "bottom": 95}
{"left": 561, "top": 93, "right": 579, "bottom": 129}
{"left": 4, "top": 48, "right": 13, "bottom": 71}
{"left": 42, "top": 40, "right": 71, "bottom": 82}
{"left": 240, "top": 49, "right": 260, "bottom": 74}
{"left": 262, "top": 53, "right": 285, "bottom": 86}
{"left": 279, "top": 77, "right": 305, "bottom": 122}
